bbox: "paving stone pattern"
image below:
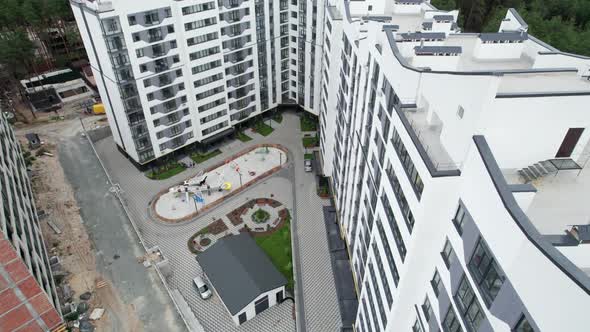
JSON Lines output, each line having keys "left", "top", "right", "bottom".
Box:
{"left": 94, "top": 113, "right": 341, "bottom": 332}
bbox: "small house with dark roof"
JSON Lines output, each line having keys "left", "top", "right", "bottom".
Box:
{"left": 196, "top": 233, "right": 287, "bottom": 325}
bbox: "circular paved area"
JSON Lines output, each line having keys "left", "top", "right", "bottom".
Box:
{"left": 153, "top": 145, "right": 287, "bottom": 222}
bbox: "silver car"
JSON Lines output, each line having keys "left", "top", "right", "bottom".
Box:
{"left": 304, "top": 159, "right": 312, "bottom": 172}
{"left": 193, "top": 276, "right": 212, "bottom": 300}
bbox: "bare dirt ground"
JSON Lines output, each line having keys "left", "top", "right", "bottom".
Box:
{"left": 14, "top": 112, "right": 142, "bottom": 331}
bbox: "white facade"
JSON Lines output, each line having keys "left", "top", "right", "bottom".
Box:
{"left": 70, "top": 0, "right": 324, "bottom": 164}
{"left": 228, "top": 286, "right": 285, "bottom": 325}
{"left": 320, "top": 1, "right": 590, "bottom": 332}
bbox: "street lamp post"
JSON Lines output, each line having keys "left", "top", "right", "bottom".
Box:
{"left": 239, "top": 172, "right": 243, "bottom": 187}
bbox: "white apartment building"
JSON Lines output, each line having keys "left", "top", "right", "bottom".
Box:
{"left": 0, "top": 114, "right": 61, "bottom": 313}
{"left": 70, "top": 0, "right": 324, "bottom": 165}
{"left": 320, "top": 1, "right": 590, "bottom": 332}
{"left": 71, "top": 0, "right": 590, "bottom": 331}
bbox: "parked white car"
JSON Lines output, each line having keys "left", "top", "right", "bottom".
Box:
{"left": 193, "top": 276, "right": 212, "bottom": 300}
{"left": 304, "top": 159, "right": 313, "bottom": 172}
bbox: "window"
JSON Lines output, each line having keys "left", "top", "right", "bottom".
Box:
{"left": 128, "top": 15, "right": 137, "bottom": 25}
{"left": 412, "top": 319, "right": 423, "bottom": 332}
{"left": 167, "top": 25, "right": 174, "bottom": 33}
{"left": 136, "top": 49, "right": 144, "bottom": 58}
{"left": 468, "top": 238, "right": 505, "bottom": 304}
{"left": 514, "top": 315, "right": 534, "bottom": 332}
{"left": 441, "top": 239, "right": 455, "bottom": 268}
{"left": 431, "top": 269, "right": 442, "bottom": 296}
{"left": 455, "top": 276, "right": 486, "bottom": 330}
{"left": 422, "top": 296, "right": 433, "bottom": 321}
{"left": 453, "top": 203, "right": 467, "bottom": 235}
{"left": 443, "top": 306, "right": 463, "bottom": 332}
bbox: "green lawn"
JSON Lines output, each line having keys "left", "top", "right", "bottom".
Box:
{"left": 146, "top": 163, "right": 186, "bottom": 180}
{"left": 255, "top": 215, "right": 294, "bottom": 290}
{"left": 300, "top": 115, "right": 317, "bottom": 131}
{"left": 253, "top": 122, "right": 274, "bottom": 136}
{"left": 237, "top": 131, "right": 253, "bottom": 142}
{"left": 302, "top": 136, "right": 319, "bottom": 148}
{"left": 273, "top": 113, "right": 283, "bottom": 123}
{"left": 304, "top": 153, "right": 314, "bottom": 160}
{"left": 191, "top": 149, "right": 222, "bottom": 164}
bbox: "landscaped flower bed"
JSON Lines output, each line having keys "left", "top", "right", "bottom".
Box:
{"left": 200, "top": 237, "right": 211, "bottom": 246}
{"left": 252, "top": 208, "right": 270, "bottom": 223}
{"left": 208, "top": 219, "right": 228, "bottom": 235}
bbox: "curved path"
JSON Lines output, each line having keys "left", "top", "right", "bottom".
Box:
{"left": 94, "top": 112, "right": 341, "bottom": 332}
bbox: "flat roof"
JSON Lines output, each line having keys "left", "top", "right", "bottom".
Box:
{"left": 196, "top": 233, "right": 287, "bottom": 315}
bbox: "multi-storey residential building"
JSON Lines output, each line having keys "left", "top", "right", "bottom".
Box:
{"left": 70, "top": 0, "right": 324, "bottom": 165}
{"left": 321, "top": 1, "right": 590, "bottom": 332}
{"left": 0, "top": 114, "right": 62, "bottom": 319}
{"left": 72, "top": 0, "right": 590, "bottom": 331}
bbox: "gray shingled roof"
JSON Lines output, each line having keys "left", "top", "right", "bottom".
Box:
{"left": 196, "top": 233, "right": 287, "bottom": 315}
{"left": 414, "top": 45, "right": 462, "bottom": 55}
{"left": 479, "top": 31, "right": 528, "bottom": 42}
{"left": 433, "top": 14, "right": 454, "bottom": 21}
{"left": 400, "top": 32, "right": 445, "bottom": 40}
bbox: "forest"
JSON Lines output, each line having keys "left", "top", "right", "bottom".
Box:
{"left": 431, "top": 0, "right": 590, "bottom": 56}
{"left": 0, "top": 0, "right": 82, "bottom": 81}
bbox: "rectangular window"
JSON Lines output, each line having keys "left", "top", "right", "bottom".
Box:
{"left": 468, "top": 238, "right": 505, "bottom": 305}
{"left": 422, "top": 296, "right": 433, "bottom": 321}
{"left": 455, "top": 276, "right": 486, "bottom": 331}
{"left": 441, "top": 239, "right": 455, "bottom": 268}
{"left": 453, "top": 203, "right": 467, "bottom": 235}
{"left": 182, "top": 2, "right": 215, "bottom": 15}
{"left": 431, "top": 269, "right": 442, "bottom": 296}
{"left": 514, "top": 315, "right": 534, "bottom": 332}
{"left": 443, "top": 305, "right": 463, "bottom": 332}
{"left": 412, "top": 319, "right": 423, "bottom": 332}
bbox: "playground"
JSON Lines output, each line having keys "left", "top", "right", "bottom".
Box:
{"left": 153, "top": 145, "right": 288, "bottom": 222}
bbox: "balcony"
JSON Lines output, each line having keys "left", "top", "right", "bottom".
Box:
{"left": 396, "top": 104, "right": 461, "bottom": 175}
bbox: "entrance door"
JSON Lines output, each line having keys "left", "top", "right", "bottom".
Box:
{"left": 254, "top": 295, "right": 269, "bottom": 314}
{"left": 556, "top": 128, "right": 584, "bottom": 158}
{"left": 276, "top": 290, "right": 284, "bottom": 304}
{"left": 238, "top": 312, "right": 247, "bottom": 325}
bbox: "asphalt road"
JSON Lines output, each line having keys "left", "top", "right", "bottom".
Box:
{"left": 59, "top": 135, "right": 186, "bottom": 332}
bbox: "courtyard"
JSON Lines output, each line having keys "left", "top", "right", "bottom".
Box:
{"left": 89, "top": 112, "right": 341, "bottom": 332}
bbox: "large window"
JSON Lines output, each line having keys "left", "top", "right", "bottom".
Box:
{"left": 443, "top": 305, "right": 463, "bottom": 332}
{"left": 422, "top": 296, "right": 434, "bottom": 321}
{"left": 453, "top": 203, "right": 467, "bottom": 235}
{"left": 441, "top": 239, "right": 455, "bottom": 268}
{"left": 412, "top": 318, "right": 423, "bottom": 332}
{"left": 514, "top": 315, "right": 534, "bottom": 332}
{"left": 455, "top": 276, "right": 486, "bottom": 331}
{"left": 431, "top": 269, "right": 442, "bottom": 296}
{"left": 468, "top": 238, "right": 505, "bottom": 305}
{"left": 391, "top": 128, "right": 424, "bottom": 199}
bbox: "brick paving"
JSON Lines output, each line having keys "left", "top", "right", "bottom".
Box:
{"left": 93, "top": 112, "right": 341, "bottom": 332}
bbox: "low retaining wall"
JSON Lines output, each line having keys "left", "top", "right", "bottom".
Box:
{"left": 151, "top": 144, "right": 289, "bottom": 223}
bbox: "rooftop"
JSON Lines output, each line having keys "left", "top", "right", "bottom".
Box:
{"left": 196, "top": 233, "right": 287, "bottom": 315}
{"left": 0, "top": 233, "right": 63, "bottom": 332}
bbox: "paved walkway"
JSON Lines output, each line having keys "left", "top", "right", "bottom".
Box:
{"left": 93, "top": 112, "right": 341, "bottom": 332}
